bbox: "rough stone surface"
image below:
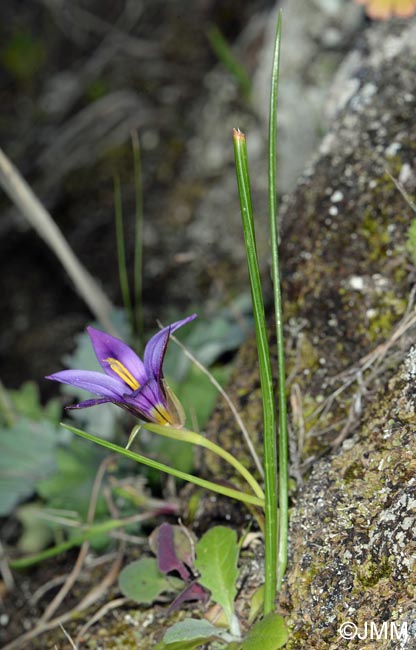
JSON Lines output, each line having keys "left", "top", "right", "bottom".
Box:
{"left": 283, "top": 358, "right": 416, "bottom": 648}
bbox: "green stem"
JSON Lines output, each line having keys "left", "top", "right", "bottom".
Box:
{"left": 63, "top": 424, "right": 264, "bottom": 508}
{"left": 9, "top": 516, "right": 143, "bottom": 570}
{"left": 268, "top": 11, "right": 288, "bottom": 591}
{"left": 233, "top": 130, "right": 277, "bottom": 614}
{"left": 144, "top": 422, "right": 265, "bottom": 501}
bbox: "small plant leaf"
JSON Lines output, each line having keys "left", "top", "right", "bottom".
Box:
{"left": 154, "top": 640, "right": 205, "bottom": 650}
{"left": 156, "top": 522, "right": 191, "bottom": 580}
{"left": 16, "top": 503, "right": 55, "bottom": 554}
{"left": 194, "top": 526, "right": 238, "bottom": 628}
{"left": 37, "top": 438, "right": 108, "bottom": 519}
{"left": 163, "top": 618, "right": 234, "bottom": 644}
{"left": 241, "top": 613, "right": 288, "bottom": 650}
{"left": 406, "top": 219, "right": 416, "bottom": 264}
{"left": 248, "top": 584, "right": 264, "bottom": 625}
{"left": 8, "top": 381, "right": 60, "bottom": 423}
{"left": 0, "top": 417, "right": 58, "bottom": 516}
{"left": 118, "top": 557, "right": 182, "bottom": 604}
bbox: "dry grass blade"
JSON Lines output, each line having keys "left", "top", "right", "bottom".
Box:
{"left": 59, "top": 624, "right": 78, "bottom": 649}
{"left": 0, "top": 147, "right": 116, "bottom": 335}
{"left": 75, "top": 597, "right": 128, "bottom": 643}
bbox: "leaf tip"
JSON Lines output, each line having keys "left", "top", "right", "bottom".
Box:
{"left": 233, "top": 127, "right": 245, "bottom": 141}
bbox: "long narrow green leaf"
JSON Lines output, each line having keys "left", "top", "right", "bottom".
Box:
{"left": 268, "top": 11, "right": 288, "bottom": 591}
{"left": 62, "top": 424, "right": 264, "bottom": 508}
{"left": 131, "top": 131, "right": 144, "bottom": 346}
{"left": 233, "top": 129, "right": 277, "bottom": 614}
{"left": 144, "top": 422, "right": 265, "bottom": 501}
{"left": 114, "top": 174, "right": 133, "bottom": 328}
{"left": 207, "top": 25, "right": 251, "bottom": 100}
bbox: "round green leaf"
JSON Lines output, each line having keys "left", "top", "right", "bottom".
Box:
{"left": 119, "top": 557, "right": 182, "bottom": 604}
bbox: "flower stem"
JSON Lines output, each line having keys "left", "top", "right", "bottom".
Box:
{"left": 233, "top": 129, "right": 277, "bottom": 614}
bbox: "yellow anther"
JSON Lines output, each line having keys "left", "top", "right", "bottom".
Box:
{"left": 105, "top": 358, "right": 140, "bottom": 390}
{"left": 150, "top": 405, "right": 174, "bottom": 425}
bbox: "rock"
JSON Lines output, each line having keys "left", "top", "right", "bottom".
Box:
{"left": 283, "top": 355, "right": 416, "bottom": 648}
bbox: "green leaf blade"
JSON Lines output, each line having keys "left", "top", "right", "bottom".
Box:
{"left": 163, "top": 618, "right": 233, "bottom": 645}
{"left": 242, "top": 613, "right": 288, "bottom": 650}
{"left": 194, "top": 526, "right": 238, "bottom": 628}
{"left": 0, "top": 417, "right": 58, "bottom": 516}
{"left": 118, "top": 557, "right": 182, "bottom": 604}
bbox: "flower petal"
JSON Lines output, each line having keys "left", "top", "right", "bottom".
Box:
{"left": 87, "top": 326, "right": 147, "bottom": 388}
{"left": 45, "top": 369, "right": 126, "bottom": 399}
{"left": 144, "top": 314, "right": 197, "bottom": 382}
{"left": 123, "top": 378, "right": 172, "bottom": 424}
{"left": 66, "top": 397, "right": 114, "bottom": 409}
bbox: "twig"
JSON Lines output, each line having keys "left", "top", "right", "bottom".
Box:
{"left": 59, "top": 624, "right": 78, "bottom": 650}
{"left": 0, "top": 147, "right": 116, "bottom": 335}
{"left": 0, "top": 539, "right": 15, "bottom": 592}
{"left": 30, "top": 575, "right": 68, "bottom": 606}
{"left": 385, "top": 167, "right": 416, "bottom": 213}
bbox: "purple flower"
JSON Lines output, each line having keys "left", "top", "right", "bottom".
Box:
{"left": 46, "top": 315, "right": 197, "bottom": 426}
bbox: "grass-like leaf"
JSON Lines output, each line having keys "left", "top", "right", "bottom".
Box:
{"left": 267, "top": 10, "right": 288, "bottom": 591}
{"left": 62, "top": 424, "right": 264, "bottom": 508}
{"left": 114, "top": 174, "right": 133, "bottom": 329}
{"left": 131, "top": 131, "right": 144, "bottom": 345}
{"left": 233, "top": 129, "right": 277, "bottom": 613}
{"left": 144, "top": 422, "right": 265, "bottom": 501}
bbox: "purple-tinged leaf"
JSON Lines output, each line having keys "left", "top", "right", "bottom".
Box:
{"left": 167, "top": 581, "right": 208, "bottom": 613}
{"left": 157, "top": 523, "right": 191, "bottom": 581}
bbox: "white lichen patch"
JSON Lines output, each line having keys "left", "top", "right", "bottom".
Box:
{"left": 404, "top": 346, "right": 416, "bottom": 380}
{"left": 348, "top": 275, "right": 366, "bottom": 291}
{"left": 330, "top": 189, "right": 344, "bottom": 203}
